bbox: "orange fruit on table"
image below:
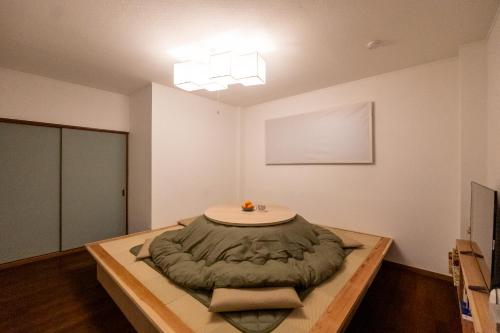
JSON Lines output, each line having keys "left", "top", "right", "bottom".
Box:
{"left": 242, "top": 200, "right": 254, "bottom": 210}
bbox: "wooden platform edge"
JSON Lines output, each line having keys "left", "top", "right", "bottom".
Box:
{"left": 86, "top": 243, "right": 194, "bottom": 333}
{"left": 311, "top": 237, "right": 393, "bottom": 333}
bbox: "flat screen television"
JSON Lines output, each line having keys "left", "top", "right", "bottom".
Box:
{"left": 468, "top": 182, "right": 499, "bottom": 291}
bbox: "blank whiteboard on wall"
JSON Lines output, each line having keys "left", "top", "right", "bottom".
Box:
{"left": 265, "top": 101, "right": 373, "bottom": 164}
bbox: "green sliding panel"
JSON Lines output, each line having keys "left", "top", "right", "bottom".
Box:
{"left": 0, "top": 122, "right": 60, "bottom": 264}
{"left": 61, "top": 129, "right": 126, "bottom": 250}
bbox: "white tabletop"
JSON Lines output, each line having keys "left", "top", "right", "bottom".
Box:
{"left": 204, "top": 204, "right": 297, "bottom": 226}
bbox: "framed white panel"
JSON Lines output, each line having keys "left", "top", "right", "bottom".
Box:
{"left": 265, "top": 102, "right": 373, "bottom": 164}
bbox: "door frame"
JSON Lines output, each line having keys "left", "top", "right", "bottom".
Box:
{"left": 0, "top": 117, "right": 129, "bottom": 257}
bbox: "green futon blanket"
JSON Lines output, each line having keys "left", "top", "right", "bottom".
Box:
{"left": 150, "top": 215, "right": 346, "bottom": 289}
{"left": 130, "top": 215, "right": 348, "bottom": 333}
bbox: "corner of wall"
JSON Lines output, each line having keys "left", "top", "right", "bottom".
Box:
{"left": 128, "top": 84, "right": 153, "bottom": 233}
{"left": 147, "top": 82, "right": 242, "bottom": 229}
{"left": 486, "top": 6, "right": 500, "bottom": 190}
{"left": 236, "top": 106, "right": 243, "bottom": 202}
{"left": 458, "top": 40, "right": 488, "bottom": 238}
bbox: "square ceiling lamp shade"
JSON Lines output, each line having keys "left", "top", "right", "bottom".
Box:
{"left": 233, "top": 52, "right": 266, "bottom": 86}
{"left": 203, "top": 81, "right": 228, "bottom": 91}
{"left": 209, "top": 52, "right": 238, "bottom": 85}
{"left": 174, "top": 61, "right": 227, "bottom": 92}
{"left": 191, "top": 62, "right": 227, "bottom": 91}
{"left": 173, "top": 62, "right": 199, "bottom": 91}
{"left": 173, "top": 52, "right": 266, "bottom": 92}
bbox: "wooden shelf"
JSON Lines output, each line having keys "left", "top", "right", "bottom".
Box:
{"left": 456, "top": 239, "right": 496, "bottom": 333}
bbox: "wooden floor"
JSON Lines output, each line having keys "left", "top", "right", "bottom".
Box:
{"left": 346, "top": 262, "right": 461, "bottom": 333}
{"left": 0, "top": 252, "right": 461, "bottom": 333}
{"left": 0, "top": 251, "right": 135, "bottom": 333}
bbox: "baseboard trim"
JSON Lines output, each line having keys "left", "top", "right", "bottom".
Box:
{"left": 0, "top": 247, "right": 86, "bottom": 271}
{"left": 383, "top": 260, "right": 452, "bottom": 283}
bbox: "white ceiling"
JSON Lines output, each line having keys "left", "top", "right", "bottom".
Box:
{"left": 0, "top": 0, "right": 498, "bottom": 107}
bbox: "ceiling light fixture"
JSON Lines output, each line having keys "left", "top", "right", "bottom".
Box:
{"left": 171, "top": 31, "right": 271, "bottom": 92}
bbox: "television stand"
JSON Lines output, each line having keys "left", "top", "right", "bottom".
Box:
{"left": 468, "top": 285, "right": 490, "bottom": 294}
{"left": 456, "top": 239, "right": 496, "bottom": 332}
{"left": 459, "top": 250, "right": 484, "bottom": 258}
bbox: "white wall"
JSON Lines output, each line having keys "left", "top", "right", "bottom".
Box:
{"left": 458, "top": 42, "right": 487, "bottom": 238}
{"left": 1, "top": 48, "right": 485, "bottom": 275}
{"left": 240, "top": 59, "right": 460, "bottom": 274}
{"left": 0, "top": 67, "right": 129, "bottom": 131}
{"left": 150, "top": 83, "right": 240, "bottom": 228}
{"left": 487, "top": 10, "right": 500, "bottom": 190}
{"left": 128, "top": 85, "right": 152, "bottom": 233}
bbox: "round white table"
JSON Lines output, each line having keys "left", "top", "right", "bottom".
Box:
{"left": 204, "top": 204, "right": 296, "bottom": 226}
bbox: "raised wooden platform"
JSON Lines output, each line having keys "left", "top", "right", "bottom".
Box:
{"left": 87, "top": 225, "right": 392, "bottom": 333}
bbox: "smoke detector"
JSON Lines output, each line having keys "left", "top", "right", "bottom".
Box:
{"left": 366, "top": 40, "right": 384, "bottom": 50}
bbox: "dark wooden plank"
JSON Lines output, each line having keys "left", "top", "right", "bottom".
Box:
{"left": 345, "top": 260, "right": 461, "bottom": 333}
{"left": 0, "top": 249, "right": 461, "bottom": 333}
{"left": 382, "top": 259, "right": 453, "bottom": 283}
{"left": 0, "top": 247, "right": 86, "bottom": 271}
{"left": 0, "top": 250, "right": 136, "bottom": 333}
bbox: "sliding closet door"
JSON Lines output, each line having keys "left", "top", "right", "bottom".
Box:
{"left": 61, "top": 129, "right": 126, "bottom": 250}
{"left": 0, "top": 123, "right": 60, "bottom": 263}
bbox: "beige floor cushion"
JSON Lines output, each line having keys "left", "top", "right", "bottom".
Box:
{"left": 135, "top": 238, "right": 153, "bottom": 259}
{"left": 340, "top": 234, "right": 364, "bottom": 248}
{"left": 209, "top": 287, "right": 303, "bottom": 312}
{"left": 177, "top": 215, "right": 201, "bottom": 227}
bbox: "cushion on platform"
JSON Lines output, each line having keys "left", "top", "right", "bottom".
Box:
{"left": 340, "top": 234, "right": 364, "bottom": 249}
{"left": 177, "top": 215, "right": 201, "bottom": 227}
{"left": 136, "top": 238, "right": 153, "bottom": 259}
{"left": 209, "top": 287, "right": 303, "bottom": 312}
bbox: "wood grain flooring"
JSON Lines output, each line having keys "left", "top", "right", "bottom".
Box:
{"left": 0, "top": 251, "right": 460, "bottom": 333}
{"left": 346, "top": 261, "right": 461, "bottom": 333}
{"left": 0, "top": 251, "right": 135, "bottom": 333}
